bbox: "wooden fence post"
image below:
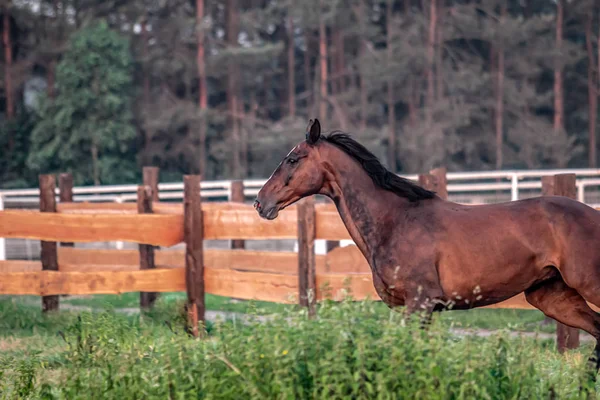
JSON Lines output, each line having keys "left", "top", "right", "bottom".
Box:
{"left": 143, "top": 167, "right": 160, "bottom": 202}
{"left": 542, "top": 173, "right": 580, "bottom": 353}
{"left": 138, "top": 185, "right": 157, "bottom": 309}
{"left": 39, "top": 174, "right": 59, "bottom": 312}
{"left": 430, "top": 167, "right": 448, "bottom": 200}
{"left": 230, "top": 180, "right": 245, "bottom": 249}
{"left": 297, "top": 196, "right": 316, "bottom": 316}
{"left": 418, "top": 173, "right": 436, "bottom": 192}
{"left": 58, "top": 173, "right": 74, "bottom": 248}
{"left": 142, "top": 166, "right": 160, "bottom": 304}
{"left": 184, "top": 175, "right": 205, "bottom": 337}
{"left": 419, "top": 167, "right": 448, "bottom": 199}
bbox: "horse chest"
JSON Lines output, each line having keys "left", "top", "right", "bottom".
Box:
{"left": 369, "top": 258, "right": 409, "bottom": 307}
{"left": 371, "top": 271, "right": 406, "bottom": 307}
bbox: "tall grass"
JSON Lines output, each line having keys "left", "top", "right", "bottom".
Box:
{"left": 0, "top": 299, "right": 596, "bottom": 399}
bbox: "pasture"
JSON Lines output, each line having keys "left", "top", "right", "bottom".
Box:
{"left": 1, "top": 168, "right": 600, "bottom": 398}
{"left": 0, "top": 294, "right": 597, "bottom": 399}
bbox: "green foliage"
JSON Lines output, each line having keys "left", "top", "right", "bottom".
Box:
{"left": 0, "top": 299, "right": 597, "bottom": 399}
{"left": 0, "top": 111, "right": 37, "bottom": 189}
{"left": 27, "top": 20, "right": 137, "bottom": 186}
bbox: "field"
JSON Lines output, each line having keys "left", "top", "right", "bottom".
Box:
{"left": 1, "top": 172, "right": 599, "bottom": 398}
{"left": 0, "top": 293, "right": 598, "bottom": 399}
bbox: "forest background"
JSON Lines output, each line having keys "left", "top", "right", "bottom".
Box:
{"left": 0, "top": 0, "right": 598, "bottom": 187}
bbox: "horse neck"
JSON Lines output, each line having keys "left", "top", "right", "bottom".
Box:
{"left": 319, "top": 146, "right": 410, "bottom": 260}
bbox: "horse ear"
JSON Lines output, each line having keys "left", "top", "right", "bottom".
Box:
{"left": 306, "top": 118, "right": 321, "bottom": 144}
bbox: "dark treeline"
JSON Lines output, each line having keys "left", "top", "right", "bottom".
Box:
{"left": 0, "top": 0, "right": 598, "bottom": 187}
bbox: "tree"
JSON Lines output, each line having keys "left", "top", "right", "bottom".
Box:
{"left": 554, "top": 0, "right": 564, "bottom": 134}
{"left": 196, "top": 0, "right": 208, "bottom": 175}
{"left": 28, "top": 20, "right": 137, "bottom": 185}
{"left": 3, "top": 1, "right": 14, "bottom": 122}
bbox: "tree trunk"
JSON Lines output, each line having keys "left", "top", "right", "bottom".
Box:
{"left": 287, "top": 14, "right": 296, "bottom": 118}
{"left": 331, "top": 28, "right": 344, "bottom": 95}
{"left": 91, "top": 141, "right": 100, "bottom": 186}
{"left": 495, "top": 2, "right": 506, "bottom": 170}
{"left": 386, "top": 0, "right": 396, "bottom": 170}
{"left": 553, "top": 0, "right": 564, "bottom": 133}
{"left": 47, "top": 60, "right": 56, "bottom": 99}
{"left": 3, "top": 4, "right": 13, "bottom": 122}
{"left": 336, "top": 29, "right": 345, "bottom": 93}
{"left": 358, "top": 0, "right": 367, "bottom": 130}
{"left": 359, "top": 44, "right": 367, "bottom": 130}
{"left": 408, "top": 79, "right": 417, "bottom": 127}
{"left": 304, "top": 30, "right": 312, "bottom": 114}
{"left": 197, "top": 0, "right": 208, "bottom": 175}
{"left": 318, "top": 0, "right": 327, "bottom": 122}
{"left": 142, "top": 15, "right": 150, "bottom": 101}
{"left": 239, "top": 101, "right": 247, "bottom": 176}
{"left": 586, "top": 12, "right": 597, "bottom": 167}
{"left": 226, "top": 0, "right": 241, "bottom": 178}
{"left": 435, "top": 1, "right": 443, "bottom": 100}
{"left": 425, "top": 0, "right": 437, "bottom": 125}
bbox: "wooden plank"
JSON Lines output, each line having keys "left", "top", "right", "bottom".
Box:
{"left": 230, "top": 180, "right": 245, "bottom": 249}
{"left": 184, "top": 175, "right": 205, "bottom": 336}
{"left": 60, "top": 263, "right": 140, "bottom": 272}
{"left": 58, "top": 247, "right": 139, "bottom": 266}
{"left": 58, "top": 247, "right": 182, "bottom": 269}
{"left": 59, "top": 173, "right": 74, "bottom": 247}
{"left": 0, "top": 260, "right": 42, "bottom": 273}
{"left": 315, "top": 204, "right": 351, "bottom": 240}
{"left": 316, "top": 273, "right": 379, "bottom": 301}
{"left": 203, "top": 203, "right": 297, "bottom": 239}
{"left": 0, "top": 210, "right": 184, "bottom": 246}
{"left": 155, "top": 202, "right": 252, "bottom": 215}
{"left": 153, "top": 202, "right": 182, "bottom": 215}
{"left": 0, "top": 269, "right": 186, "bottom": 295}
{"left": 40, "top": 174, "right": 59, "bottom": 312}
{"left": 298, "top": 197, "right": 316, "bottom": 315}
{"left": 324, "top": 245, "right": 370, "bottom": 273}
{"left": 57, "top": 247, "right": 327, "bottom": 274}
{"left": 138, "top": 185, "right": 157, "bottom": 309}
{"left": 483, "top": 293, "right": 534, "bottom": 310}
{"left": 57, "top": 202, "right": 138, "bottom": 214}
{"left": 0, "top": 268, "right": 297, "bottom": 302}
{"left": 205, "top": 268, "right": 299, "bottom": 303}
{"left": 205, "top": 250, "right": 326, "bottom": 274}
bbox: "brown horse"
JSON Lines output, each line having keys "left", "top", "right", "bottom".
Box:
{"left": 255, "top": 119, "right": 600, "bottom": 370}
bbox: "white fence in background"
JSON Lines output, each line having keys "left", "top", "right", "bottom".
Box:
{"left": 2, "top": 168, "right": 600, "bottom": 259}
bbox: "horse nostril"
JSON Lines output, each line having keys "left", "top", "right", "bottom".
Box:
{"left": 254, "top": 199, "right": 261, "bottom": 211}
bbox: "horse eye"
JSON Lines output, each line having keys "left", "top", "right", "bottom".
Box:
{"left": 287, "top": 158, "right": 297, "bottom": 165}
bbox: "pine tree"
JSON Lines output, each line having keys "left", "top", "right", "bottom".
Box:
{"left": 28, "top": 20, "right": 137, "bottom": 185}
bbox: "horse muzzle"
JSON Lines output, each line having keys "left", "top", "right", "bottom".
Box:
{"left": 254, "top": 198, "right": 279, "bottom": 220}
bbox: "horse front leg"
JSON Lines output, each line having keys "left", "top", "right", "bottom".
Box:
{"left": 404, "top": 283, "right": 445, "bottom": 330}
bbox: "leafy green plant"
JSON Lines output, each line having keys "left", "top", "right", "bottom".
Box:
{"left": 0, "top": 298, "right": 597, "bottom": 399}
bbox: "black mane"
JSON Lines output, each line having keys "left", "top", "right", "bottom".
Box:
{"left": 322, "top": 131, "right": 436, "bottom": 202}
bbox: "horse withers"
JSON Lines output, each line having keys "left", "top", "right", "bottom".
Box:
{"left": 254, "top": 118, "right": 600, "bottom": 372}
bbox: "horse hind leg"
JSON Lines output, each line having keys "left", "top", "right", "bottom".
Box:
{"left": 524, "top": 277, "right": 600, "bottom": 375}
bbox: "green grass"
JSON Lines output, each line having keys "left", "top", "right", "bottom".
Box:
{"left": 1, "top": 293, "right": 556, "bottom": 335}
{"left": 0, "top": 298, "right": 596, "bottom": 399}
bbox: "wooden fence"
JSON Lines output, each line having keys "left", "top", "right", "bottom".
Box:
{"left": 0, "top": 168, "right": 594, "bottom": 349}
